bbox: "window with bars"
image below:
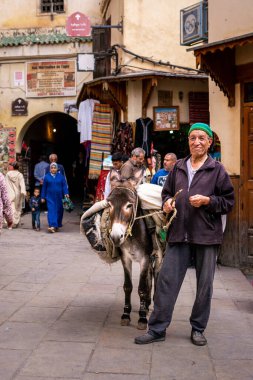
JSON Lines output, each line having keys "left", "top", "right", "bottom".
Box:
{"left": 41, "top": 0, "right": 64, "bottom": 13}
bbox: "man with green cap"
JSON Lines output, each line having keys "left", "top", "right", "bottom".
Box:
{"left": 135, "top": 122, "right": 234, "bottom": 346}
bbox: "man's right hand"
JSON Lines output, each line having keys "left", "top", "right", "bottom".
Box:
{"left": 163, "top": 198, "right": 175, "bottom": 213}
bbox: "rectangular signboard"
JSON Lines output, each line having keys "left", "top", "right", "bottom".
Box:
{"left": 26, "top": 60, "right": 76, "bottom": 97}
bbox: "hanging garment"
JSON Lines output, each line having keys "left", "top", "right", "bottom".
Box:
{"left": 78, "top": 99, "right": 100, "bottom": 143}
{"left": 95, "top": 169, "right": 110, "bottom": 202}
{"left": 88, "top": 104, "right": 112, "bottom": 179}
{"left": 135, "top": 117, "right": 153, "bottom": 157}
{"left": 111, "top": 122, "right": 134, "bottom": 156}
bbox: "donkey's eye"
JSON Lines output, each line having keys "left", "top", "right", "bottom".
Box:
{"left": 126, "top": 204, "right": 133, "bottom": 209}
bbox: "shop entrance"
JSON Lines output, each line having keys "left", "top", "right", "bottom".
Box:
{"left": 20, "top": 112, "right": 82, "bottom": 196}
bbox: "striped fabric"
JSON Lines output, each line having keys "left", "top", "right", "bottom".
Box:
{"left": 88, "top": 104, "right": 112, "bottom": 179}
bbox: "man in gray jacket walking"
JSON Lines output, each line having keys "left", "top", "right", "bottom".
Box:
{"left": 135, "top": 122, "right": 234, "bottom": 346}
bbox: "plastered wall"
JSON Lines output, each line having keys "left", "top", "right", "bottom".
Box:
{"left": 122, "top": 0, "right": 197, "bottom": 70}
{"left": 209, "top": 80, "right": 240, "bottom": 175}
{"left": 208, "top": 0, "right": 253, "bottom": 42}
{"left": 127, "top": 78, "right": 208, "bottom": 123}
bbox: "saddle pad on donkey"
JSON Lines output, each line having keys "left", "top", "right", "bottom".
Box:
{"left": 80, "top": 211, "right": 120, "bottom": 264}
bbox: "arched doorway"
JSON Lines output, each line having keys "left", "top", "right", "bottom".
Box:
{"left": 20, "top": 112, "right": 82, "bottom": 196}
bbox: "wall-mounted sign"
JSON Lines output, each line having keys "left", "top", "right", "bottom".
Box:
{"left": 77, "top": 53, "right": 95, "bottom": 71}
{"left": 66, "top": 12, "right": 91, "bottom": 37}
{"left": 153, "top": 106, "right": 180, "bottom": 131}
{"left": 14, "top": 71, "right": 24, "bottom": 86}
{"left": 26, "top": 60, "right": 76, "bottom": 98}
{"left": 180, "top": 1, "right": 208, "bottom": 46}
{"left": 12, "top": 98, "right": 28, "bottom": 116}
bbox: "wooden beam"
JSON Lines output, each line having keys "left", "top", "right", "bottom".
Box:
{"left": 142, "top": 78, "right": 157, "bottom": 117}
{"left": 104, "top": 82, "right": 127, "bottom": 113}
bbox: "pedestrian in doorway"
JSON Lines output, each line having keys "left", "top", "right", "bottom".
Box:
{"left": 0, "top": 172, "right": 13, "bottom": 231}
{"left": 45, "top": 154, "right": 66, "bottom": 177}
{"left": 41, "top": 162, "right": 69, "bottom": 233}
{"left": 34, "top": 155, "right": 48, "bottom": 188}
{"left": 135, "top": 123, "right": 234, "bottom": 347}
{"left": 29, "top": 187, "right": 41, "bottom": 231}
{"left": 5, "top": 161, "right": 26, "bottom": 228}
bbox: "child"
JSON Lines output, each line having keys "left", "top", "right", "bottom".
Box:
{"left": 29, "top": 188, "right": 41, "bottom": 231}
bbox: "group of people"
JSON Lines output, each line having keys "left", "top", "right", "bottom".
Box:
{"left": 103, "top": 148, "right": 177, "bottom": 199}
{"left": 0, "top": 154, "right": 69, "bottom": 234}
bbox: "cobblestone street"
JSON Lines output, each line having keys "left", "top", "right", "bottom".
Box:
{"left": 0, "top": 209, "right": 252, "bottom": 380}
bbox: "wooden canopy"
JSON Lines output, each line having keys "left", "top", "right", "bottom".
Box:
{"left": 189, "top": 32, "right": 253, "bottom": 107}
{"left": 77, "top": 70, "right": 207, "bottom": 118}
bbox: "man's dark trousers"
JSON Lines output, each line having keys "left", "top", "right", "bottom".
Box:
{"left": 148, "top": 243, "right": 218, "bottom": 336}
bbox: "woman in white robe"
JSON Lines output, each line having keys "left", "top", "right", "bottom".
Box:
{"left": 5, "top": 161, "right": 26, "bottom": 227}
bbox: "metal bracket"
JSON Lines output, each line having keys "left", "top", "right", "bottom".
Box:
{"left": 91, "top": 19, "right": 123, "bottom": 33}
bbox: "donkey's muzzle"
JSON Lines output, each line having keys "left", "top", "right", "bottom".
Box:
{"left": 110, "top": 223, "right": 126, "bottom": 247}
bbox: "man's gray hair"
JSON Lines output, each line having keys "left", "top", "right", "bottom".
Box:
{"left": 165, "top": 153, "right": 177, "bottom": 161}
{"left": 49, "top": 153, "right": 58, "bottom": 161}
{"left": 131, "top": 147, "right": 145, "bottom": 157}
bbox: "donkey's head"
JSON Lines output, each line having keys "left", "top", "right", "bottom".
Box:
{"left": 107, "top": 183, "right": 138, "bottom": 247}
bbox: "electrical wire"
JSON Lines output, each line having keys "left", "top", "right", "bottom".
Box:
{"left": 112, "top": 44, "right": 204, "bottom": 74}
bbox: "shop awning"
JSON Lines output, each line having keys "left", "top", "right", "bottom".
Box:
{"left": 77, "top": 69, "right": 207, "bottom": 116}
{"left": 188, "top": 32, "right": 253, "bottom": 107}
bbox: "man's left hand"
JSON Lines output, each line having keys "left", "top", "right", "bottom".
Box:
{"left": 189, "top": 194, "right": 210, "bottom": 208}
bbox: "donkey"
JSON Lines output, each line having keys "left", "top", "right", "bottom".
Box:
{"left": 81, "top": 181, "right": 165, "bottom": 329}
{"left": 106, "top": 183, "right": 155, "bottom": 329}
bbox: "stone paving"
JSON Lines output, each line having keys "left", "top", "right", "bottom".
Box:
{"left": 0, "top": 208, "right": 252, "bottom": 380}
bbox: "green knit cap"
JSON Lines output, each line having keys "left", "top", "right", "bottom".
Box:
{"left": 188, "top": 123, "right": 213, "bottom": 138}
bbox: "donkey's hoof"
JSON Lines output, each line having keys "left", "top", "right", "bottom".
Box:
{"left": 137, "top": 318, "right": 147, "bottom": 330}
{"left": 121, "top": 313, "right": 131, "bottom": 326}
{"left": 121, "top": 318, "right": 130, "bottom": 326}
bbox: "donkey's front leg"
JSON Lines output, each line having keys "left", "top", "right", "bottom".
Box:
{"left": 137, "top": 256, "right": 153, "bottom": 330}
{"left": 121, "top": 254, "right": 133, "bottom": 326}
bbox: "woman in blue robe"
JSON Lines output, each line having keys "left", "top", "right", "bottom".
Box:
{"left": 41, "top": 162, "right": 69, "bottom": 233}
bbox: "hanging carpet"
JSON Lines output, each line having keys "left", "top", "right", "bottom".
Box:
{"left": 88, "top": 104, "right": 112, "bottom": 179}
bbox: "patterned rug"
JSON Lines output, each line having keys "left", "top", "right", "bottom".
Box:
{"left": 88, "top": 104, "right": 112, "bottom": 179}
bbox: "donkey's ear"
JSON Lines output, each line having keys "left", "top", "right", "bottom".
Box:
{"left": 110, "top": 168, "right": 121, "bottom": 182}
{"left": 110, "top": 169, "right": 122, "bottom": 191}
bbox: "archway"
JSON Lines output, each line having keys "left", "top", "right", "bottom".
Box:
{"left": 20, "top": 112, "right": 82, "bottom": 195}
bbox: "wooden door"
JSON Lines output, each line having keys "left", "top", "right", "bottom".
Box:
{"left": 241, "top": 106, "right": 253, "bottom": 264}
